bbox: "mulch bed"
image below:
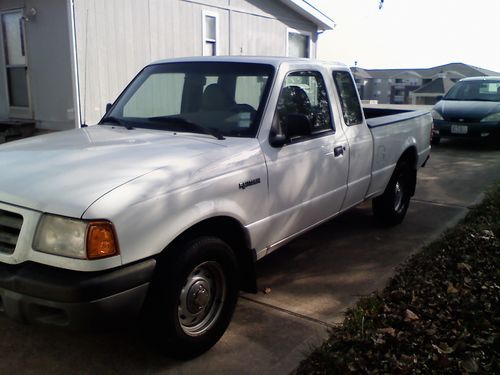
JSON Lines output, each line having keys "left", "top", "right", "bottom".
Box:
{"left": 294, "top": 184, "right": 500, "bottom": 374}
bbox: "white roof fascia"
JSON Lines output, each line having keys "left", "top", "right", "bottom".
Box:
{"left": 279, "top": 0, "right": 335, "bottom": 30}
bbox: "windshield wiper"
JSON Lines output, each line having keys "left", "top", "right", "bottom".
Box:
{"left": 148, "top": 116, "right": 225, "bottom": 140}
{"left": 100, "top": 116, "right": 134, "bottom": 130}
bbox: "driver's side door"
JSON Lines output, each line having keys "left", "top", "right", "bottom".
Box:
{"left": 259, "top": 70, "right": 349, "bottom": 249}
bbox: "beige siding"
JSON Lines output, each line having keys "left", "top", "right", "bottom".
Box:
{"left": 74, "top": 0, "right": 152, "bottom": 125}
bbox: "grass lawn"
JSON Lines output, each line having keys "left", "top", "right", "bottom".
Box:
{"left": 294, "top": 183, "right": 500, "bottom": 374}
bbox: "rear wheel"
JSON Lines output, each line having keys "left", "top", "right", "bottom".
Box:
{"left": 147, "top": 236, "right": 239, "bottom": 358}
{"left": 372, "top": 161, "right": 414, "bottom": 226}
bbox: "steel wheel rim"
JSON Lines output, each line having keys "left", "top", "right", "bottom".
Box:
{"left": 178, "top": 261, "right": 226, "bottom": 336}
{"left": 394, "top": 180, "right": 404, "bottom": 213}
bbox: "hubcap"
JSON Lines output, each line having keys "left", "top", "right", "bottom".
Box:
{"left": 178, "top": 261, "right": 226, "bottom": 336}
{"left": 187, "top": 281, "right": 211, "bottom": 313}
{"left": 394, "top": 181, "right": 404, "bottom": 213}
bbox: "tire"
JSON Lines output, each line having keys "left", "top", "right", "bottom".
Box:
{"left": 372, "top": 161, "right": 414, "bottom": 226}
{"left": 147, "top": 236, "right": 239, "bottom": 358}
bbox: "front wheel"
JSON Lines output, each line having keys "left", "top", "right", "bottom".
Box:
{"left": 147, "top": 236, "right": 239, "bottom": 358}
{"left": 372, "top": 161, "right": 414, "bottom": 226}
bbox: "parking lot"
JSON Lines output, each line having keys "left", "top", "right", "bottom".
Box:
{"left": 1, "top": 139, "right": 500, "bottom": 374}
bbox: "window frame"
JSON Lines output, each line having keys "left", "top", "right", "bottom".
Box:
{"left": 273, "top": 69, "right": 335, "bottom": 145}
{"left": 202, "top": 10, "right": 219, "bottom": 56}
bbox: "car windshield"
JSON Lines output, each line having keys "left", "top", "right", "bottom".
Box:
{"left": 101, "top": 62, "right": 275, "bottom": 138}
{"left": 444, "top": 80, "right": 500, "bottom": 102}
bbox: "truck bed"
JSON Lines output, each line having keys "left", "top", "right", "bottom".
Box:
{"left": 363, "top": 107, "right": 433, "bottom": 198}
{"left": 363, "top": 107, "right": 431, "bottom": 128}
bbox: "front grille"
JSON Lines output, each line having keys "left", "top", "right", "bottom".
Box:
{"left": 445, "top": 117, "right": 480, "bottom": 124}
{"left": 0, "top": 209, "right": 23, "bottom": 254}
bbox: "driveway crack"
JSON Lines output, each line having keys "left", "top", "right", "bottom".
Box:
{"left": 240, "top": 295, "right": 336, "bottom": 329}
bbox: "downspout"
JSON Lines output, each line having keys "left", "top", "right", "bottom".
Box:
{"left": 67, "top": 0, "right": 82, "bottom": 128}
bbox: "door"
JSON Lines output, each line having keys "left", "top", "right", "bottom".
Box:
{"left": 261, "top": 70, "right": 349, "bottom": 247}
{"left": 331, "top": 70, "right": 373, "bottom": 210}
{"left": 1, "top": 10, "right": 31, "bottom": 118}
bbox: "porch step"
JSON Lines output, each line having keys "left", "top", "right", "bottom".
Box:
{"left": 0, "top": 120, "right": 36, "bottom": 144}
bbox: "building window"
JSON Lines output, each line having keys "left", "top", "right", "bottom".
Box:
{"left": 202, "top": 11, "right": 218, "bottom": 56}
{"left": 287, "top": 30, "right": 311, "bottom": 58}
{"left": 1, "top": 10, "right": 29, "bottom": 109}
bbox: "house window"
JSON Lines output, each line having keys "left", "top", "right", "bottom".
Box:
{"left": 1, "top": 10, "right": 30, "bottom": 109}
{"left": 202, "top": 11, "right": 218, "bottom": 56}
{"left": 287, "top": 30, "right": 310, "bottom": 58}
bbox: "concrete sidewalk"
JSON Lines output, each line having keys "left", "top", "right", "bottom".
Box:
{"left": 0, "top": 139, "right": 499, "bottom": 374}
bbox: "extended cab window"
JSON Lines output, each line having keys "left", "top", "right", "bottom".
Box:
{"left": 332, "top": 71, "right": 363, "bottom": 126}
{"left": 275, "top": 71, "right": 332, "bottom": 139}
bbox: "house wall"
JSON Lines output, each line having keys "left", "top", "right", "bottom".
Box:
{"left": 74, "top": 0, "right": 318, "bottom": 125}
{"left": 0, "top": 0, "right": 75, "bottom": 130}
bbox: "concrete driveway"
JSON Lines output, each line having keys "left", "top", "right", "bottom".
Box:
{"left": 1, "top": 139, "right": 500, "bottom": 374}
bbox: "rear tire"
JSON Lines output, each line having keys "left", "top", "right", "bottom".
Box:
{"left": 147, "top": 236, "right": 239, "bottom": 359}
{"left": 372, "top": 161, "right": 414, "bottom": 226}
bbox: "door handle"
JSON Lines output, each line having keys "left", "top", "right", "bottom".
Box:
{"left": 334, "top": 145, "right": 345, "bottom": 157}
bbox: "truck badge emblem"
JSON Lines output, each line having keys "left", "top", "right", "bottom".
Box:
{"left": 239, "top": 178, "right": 261, "bottom": 190}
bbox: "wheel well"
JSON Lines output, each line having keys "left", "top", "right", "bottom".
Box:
{"left": 399, "top": 147, "right": 418, "bottom": 196}
{"left": 166, "top": 217, "right": 257, "bottom": 293}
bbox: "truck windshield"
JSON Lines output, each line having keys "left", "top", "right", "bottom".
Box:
{"left": 101, "top": 62, "right": 275, "bottom": 138}
{"left": 444, "top": 80, "right": 500, "bottom": 102}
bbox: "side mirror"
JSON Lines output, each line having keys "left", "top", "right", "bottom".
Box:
{"left": 284, "top": 114, "right": 311, "bottom": 138}
{"left": 105, "top": 103, "right": 113, "bottom": 113}
{"left": 269, "top": 114, "right": 311, "bottom": 148}
{"left": 269, "top": 133, "right": 287, "bottom": 147}
{"left": 436, "top": 95, "right": 443, "bottom": 102}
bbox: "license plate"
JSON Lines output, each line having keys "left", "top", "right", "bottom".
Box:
{"left": 451, "top": 124, "right": 468, "bottom": 134}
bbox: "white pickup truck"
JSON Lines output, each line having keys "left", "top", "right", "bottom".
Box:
{"left": 0, "top": 57, "right": 431, "bottom": 357}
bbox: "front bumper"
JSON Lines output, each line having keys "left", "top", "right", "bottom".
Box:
{"left": 433, "top": 120, "right": 500, "bottom": 139}
{"left": 0, "top": 259, "right": 156, "bottom": 329}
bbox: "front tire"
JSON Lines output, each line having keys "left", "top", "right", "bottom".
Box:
{"left": 372, "top": 161, "right": 414, "bottom": 226}
{"left": 148, "top": 236, "right": 239, "bottom": 358}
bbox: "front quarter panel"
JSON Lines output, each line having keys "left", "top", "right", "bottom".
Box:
{"left": 82, "top": 139, "right": 268, "bottom": 265}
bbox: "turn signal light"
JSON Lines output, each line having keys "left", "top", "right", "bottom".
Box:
{"left": 86, "top": 221, "right": 119, "bottom": 259}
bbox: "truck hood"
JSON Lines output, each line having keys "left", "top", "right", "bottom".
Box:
{"left": 0, "top": 126, "right": 255, "bottom": 217}
{"left": 435, "top": 100, "right": 500, "bottom": 121}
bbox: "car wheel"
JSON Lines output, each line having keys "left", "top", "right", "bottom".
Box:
{"left": 148, "top": 236, "right": 239, "bottom": 358}
{"left": 372, "top": 161, "right": 413, "bottom": 226}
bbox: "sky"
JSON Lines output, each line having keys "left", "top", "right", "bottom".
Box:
{"left": 310, "top": 0, "right": 500, "bottom": 72}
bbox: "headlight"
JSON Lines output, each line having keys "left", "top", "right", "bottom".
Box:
{"left": 33, "top": 214, "right": 119, "bottom": 259}
{"left": 431, "top": 109, "right": 444, "bottom": 121}
{"left": 480, "top": 112, "right": 500, "bottom": 122}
